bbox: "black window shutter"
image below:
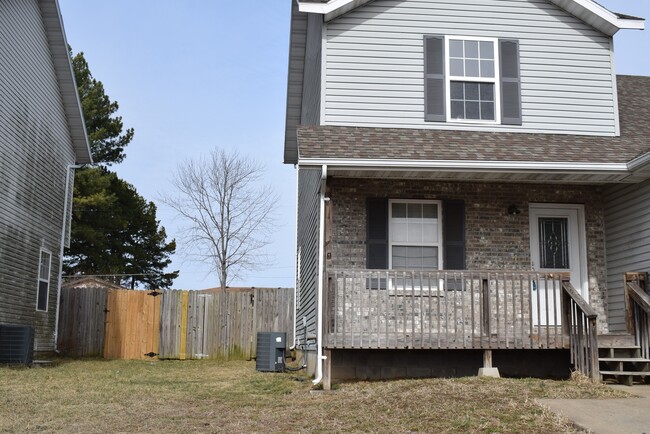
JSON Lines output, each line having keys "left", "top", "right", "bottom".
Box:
{"left": 443, "top": 200, "right": 465, "bottom": 270}
{"left": 500, "top": 39, "right": 522, "bottom": 125}
{"left": 424, "top": 35, "right": 446, "bottom": 122}
{"left": 366, "top": 198, "right": 388, "bottom": 269}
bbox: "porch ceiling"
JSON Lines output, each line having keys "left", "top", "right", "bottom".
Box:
{"left": 320, "top": 165, "right": 633, "bottom": 184}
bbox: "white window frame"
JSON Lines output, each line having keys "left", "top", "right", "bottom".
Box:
{"left": 36, "top": 248, "right": 52, "bottom": 312}
{"left": 388, "top": 199, "right": 443, "bottom": 271}
{"left": 445, "top": 36, "right": 501, "bottom": 124}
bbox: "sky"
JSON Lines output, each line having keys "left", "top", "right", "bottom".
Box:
{"left": 57, "top": 0, "right": 650, "bottom": 290}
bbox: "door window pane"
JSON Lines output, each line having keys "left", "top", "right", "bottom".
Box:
{"left": 539, "top": 218, "right": 570, "bottom": 269}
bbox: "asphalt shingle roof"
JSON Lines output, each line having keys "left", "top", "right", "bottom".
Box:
{"left": 297, "top": 75, "right": 650, "bottom": 165}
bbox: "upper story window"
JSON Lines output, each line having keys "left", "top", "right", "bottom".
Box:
{"left": 448, "top": 38, "right": 498, "bottom": 122}
{"left": 425, "top": 35, "right": 521, "bottom": 126}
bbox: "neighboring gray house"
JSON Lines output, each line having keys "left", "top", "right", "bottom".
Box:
{"left": 285, "top": 0, "right": 650, "bottom": 388}
{"left": 0, "top": 0, "right": 91, "bottom": 355}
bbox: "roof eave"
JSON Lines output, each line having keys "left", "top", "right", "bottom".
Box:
{"left": 541, "top": 0, "right": 644, "bottom": 36}
{"left": 298, "top": 0, "right": 645, "bottom": 33}
{"left": 38, "top": 0, "right": 92, "bottom": 165}
{"left": 298, "top": 0, "right": 374, "bottom": 21}
{"left": 284, "top": 0, "right": 306, "bottom": 165}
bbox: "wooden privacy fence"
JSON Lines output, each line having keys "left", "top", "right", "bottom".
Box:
{"left": 57, "top": 287, "right": 294, "bottom": 360}
{"left": 57, "top": 286, "right": 108, "bottom": 357}
{"left": 158, "top": 289, "right": 293, "bottom": 360}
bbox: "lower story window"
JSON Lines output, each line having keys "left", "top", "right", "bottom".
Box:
{"left": 389, "top": 200, "right": 442, "bottom": 270}
{"left": 36, "top": 249, "right": 51, "bottom": 312}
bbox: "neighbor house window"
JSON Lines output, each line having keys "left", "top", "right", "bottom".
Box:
{"left": 424, "top": 35, "right": 521, "bottom": 125}
{"left": 36, "top": 249, "right": 51, "bottom": 312}
{"left": 389, "top": 200, "right": 442, "bottom": 270}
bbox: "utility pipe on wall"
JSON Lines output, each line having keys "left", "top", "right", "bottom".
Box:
{"left": 291, "top": 165, "right": 299, "bottom": 350}
{"left": 312, "top": 165, "right": 327, "bottom": 385}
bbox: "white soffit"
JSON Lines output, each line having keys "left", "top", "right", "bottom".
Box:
{"left": 297, "top": 158, "right": 647, "bottom": 183}
{"left": 298, "top": 0, "right": 645, "bottom": 33}
{"left": 298, "top": 0, "right": 375, "bottom": 21}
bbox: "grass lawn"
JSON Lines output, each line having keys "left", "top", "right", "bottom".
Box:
{"left": 0, "top": 359, "right": 628, "bottom": 433}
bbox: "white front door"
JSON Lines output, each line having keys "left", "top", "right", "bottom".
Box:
{"left": 529, "top": 204, "right": 588, "bottom": 325}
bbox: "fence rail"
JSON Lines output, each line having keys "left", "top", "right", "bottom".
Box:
{"left": 58, "top": 287, "right": 294, "bottom": 360}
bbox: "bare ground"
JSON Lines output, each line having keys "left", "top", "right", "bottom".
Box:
{"left": 0, "top": 359, "right": 629, "bottom": 433}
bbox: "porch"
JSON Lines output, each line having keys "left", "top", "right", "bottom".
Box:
{"left": 324, "top": 269, "right": 599, "bottom": 378}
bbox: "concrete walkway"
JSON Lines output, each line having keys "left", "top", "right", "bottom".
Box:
{"left": 538, "top": 385, "right": 650, "bottom": 434}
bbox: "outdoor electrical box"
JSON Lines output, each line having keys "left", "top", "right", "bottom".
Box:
{"left": 0, "top": 324, "right": 34, "bottom": 365}
{"left": 256, "top": 332, "right": 286, "bottom": 372}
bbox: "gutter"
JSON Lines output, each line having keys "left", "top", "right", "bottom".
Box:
{"left": 312, "top": 164, "right": 327, "bottom": 386}
{"left": 298, "top": 158, "right": 630, "bottom": 173}
{"left": 627, "top": 152, "right": 650, "bottom": 172}
{"left": 54, "top": 164, "right": 83, "bottom": 352}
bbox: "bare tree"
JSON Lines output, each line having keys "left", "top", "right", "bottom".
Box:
{"left": 162, "top": 149, "right": 277, "bottom": 290}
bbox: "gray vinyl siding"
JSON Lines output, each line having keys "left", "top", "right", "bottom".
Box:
{"left": 295, "top": 167, "right": 322, "bottom": 345}
{"left": 323, "top": 0, "right": 617, "bottom": 136}
{"left": 604, "top": 179, "right": 650, "bottom": 333}
{"left": 0, "top": 0, "right": 77, "bottom": 352}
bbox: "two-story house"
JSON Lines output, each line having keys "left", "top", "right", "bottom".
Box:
{"left": 0, "top": 0, "right": 91, "bottom": 356}
{"left": 285, "top": 0, "right": 650, "bottom": 388}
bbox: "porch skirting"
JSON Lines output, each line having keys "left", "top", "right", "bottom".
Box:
{"left": 326, "top": 348, "right": 571, "bottom": 382}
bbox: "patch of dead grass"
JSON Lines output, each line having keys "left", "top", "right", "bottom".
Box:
{"left": 0, "top": 359, "right": 630, "bottom": 433}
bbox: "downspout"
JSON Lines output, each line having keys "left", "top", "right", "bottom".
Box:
{"left": 313, "top": 165, "right": 327, "bottom": 385}
{"left": 54, "top": 164, "right": 83, "bottom": 352}
{"left": 291, "top": 165, "right": 299, "bottom": 350}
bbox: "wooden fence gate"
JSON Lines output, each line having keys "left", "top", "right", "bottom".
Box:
{"left": 103, "top": 290, "right": 161, "bottom": 360}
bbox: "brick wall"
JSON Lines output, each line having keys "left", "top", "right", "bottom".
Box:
{"left": 326, "top": 178, "right": 608, "bottom": 332}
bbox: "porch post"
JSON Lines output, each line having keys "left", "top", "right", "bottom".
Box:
{"left": 323, "top": 349, "right": 332, "bottom": 391}
{"left": 478, "top": 349, "right": 500, "bottom": 378}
